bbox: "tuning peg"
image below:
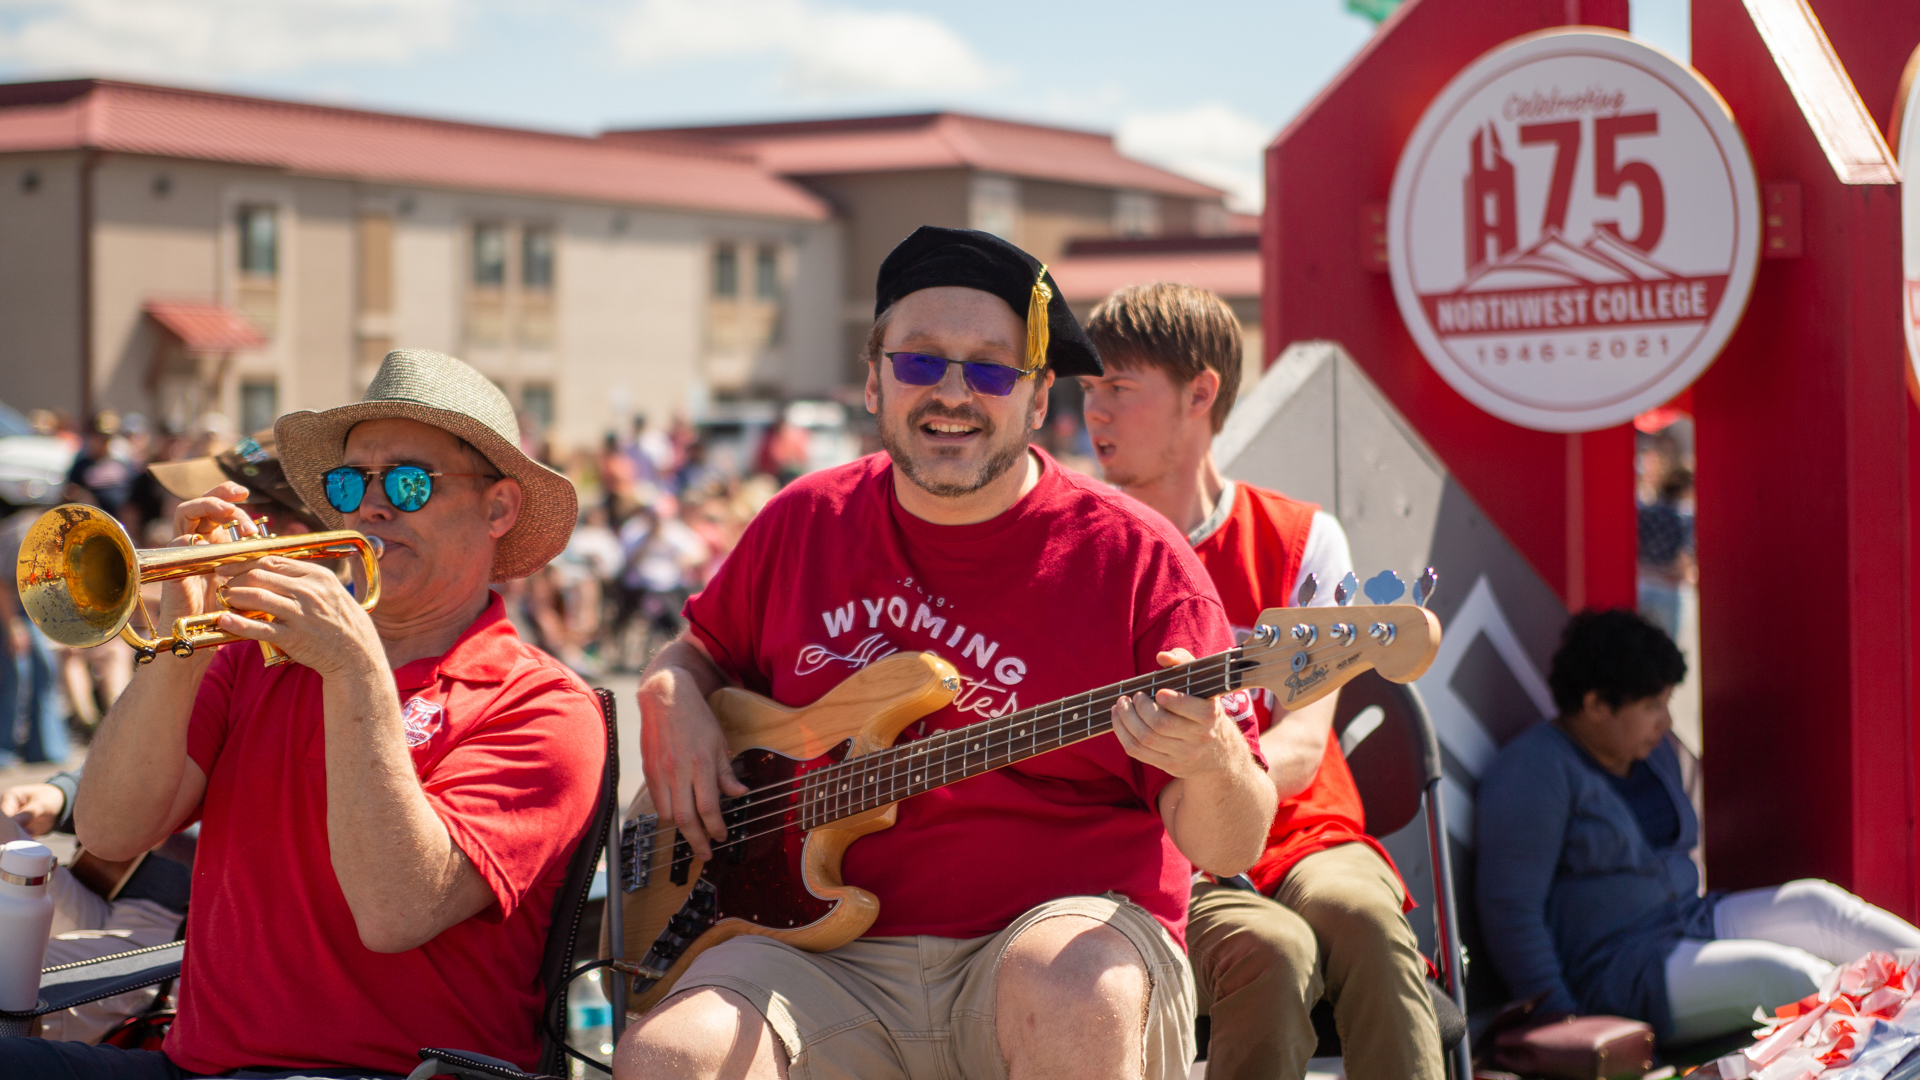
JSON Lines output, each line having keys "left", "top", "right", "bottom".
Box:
{"left": 1334, "top": 572, "right": 1358, "bottom": 606}
{"left": 1294, "top": 573, "right": 1318, "bottom": 607}
{"left": 1414, "top": 567, "right": 1439, "bottom": 608}
{"left": 1363, "top": 570, "right": 1405, "bottom": 606}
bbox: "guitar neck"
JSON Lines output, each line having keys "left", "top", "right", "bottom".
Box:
{"left": 796, "top": 648, "right": 1248, "bottom": 830}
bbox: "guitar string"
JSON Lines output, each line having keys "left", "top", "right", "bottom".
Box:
{"left": 661, "top": 660, "right": 1238, "bottom": 874}
{"left": 627, "top": 639, "right": 1358, "bottom": 859}
{"left": 636, "top": 621, "right": 1375, "bottom": 846}
{"left": 637, "top": 646, "right": 1356, "bottom": 872}
{"left": 625, "top": 650, "right": 1242, "bottom": 852}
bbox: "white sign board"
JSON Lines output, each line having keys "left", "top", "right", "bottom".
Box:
{"left": 1388, "top": 30, "right": 1760, "bottom": 432}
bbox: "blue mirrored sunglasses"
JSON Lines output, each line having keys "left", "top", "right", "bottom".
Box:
{"left": 321, "top": 465, "right": 498, "bottom": 514}
{"left": 885, "top": 352, "right": 1040, "bottom": 397}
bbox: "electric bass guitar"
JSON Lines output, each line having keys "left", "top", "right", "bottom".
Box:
{"left": 611, "top": 580, "right": 1442, "bottom": 1016}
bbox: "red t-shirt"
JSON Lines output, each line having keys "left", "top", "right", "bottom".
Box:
{"left": 165, "top": 594, "right": 606, "bottom": 1076}
{"left": 684, "top": 450, "right": 1259, "bottom": 947}
{"left": 1190, "top": 483, "right": 1406, "bottom": 901}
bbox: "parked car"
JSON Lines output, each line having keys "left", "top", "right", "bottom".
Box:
{"left": 0, "top": 402, "right": 74, "bottom": 512}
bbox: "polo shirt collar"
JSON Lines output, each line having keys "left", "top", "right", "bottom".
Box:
{"left": 391, "top": 592, "right": 522, "bottom": 691}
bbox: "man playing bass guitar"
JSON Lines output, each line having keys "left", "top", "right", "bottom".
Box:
{"left": 616, "top": 226, "right": 1277, "bottom": 1080}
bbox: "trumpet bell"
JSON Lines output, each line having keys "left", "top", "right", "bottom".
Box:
{"left": 17, "top": 504, "right": 140, "bottom": 649}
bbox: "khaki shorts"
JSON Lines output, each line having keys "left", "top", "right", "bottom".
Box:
{"left": 673, "top": 892, "right": 1196, "bottom": 1080}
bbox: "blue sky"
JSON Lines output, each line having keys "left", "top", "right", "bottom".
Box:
{"left": 0, "top": 0, "right": 1690, "bottom": 210}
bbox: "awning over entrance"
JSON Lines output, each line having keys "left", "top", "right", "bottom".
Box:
{"left": 142, "top": 300, "right": 267, "bottom": 351}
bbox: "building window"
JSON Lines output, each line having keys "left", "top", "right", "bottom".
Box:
{"left": 523, "top": 227, "right": 554, "bottom": 290}
{"left": 522, "top": 383, "right": 554, "bottom": 430}
{"left": 1113, "top": 191, "right": 1160, "bottom": 237}
{"left": 472, "top": 223, "right": 506, "bottom": 287}
{"left": 238, "top": 206, "right": 278, "bottom": 276}
{"left": 969, "top": 175, "right": 1020, "bottom": 240}
{"left": 239, "top": 379, "right": 278, "bottom": 434}
{"left": 713, "top": 243, "right": 739, "bottom": 298}
{"left": 357, "top": 213, "right": 394, "bottom": 315}
{"left": 755, "top": 244, "right": 780, "bottom": 300}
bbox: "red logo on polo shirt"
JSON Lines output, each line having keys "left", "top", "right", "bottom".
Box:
{"left": 401, "top": 696, "right": 445, "bottom": 748}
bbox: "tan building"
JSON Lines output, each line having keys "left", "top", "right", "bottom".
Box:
{"left": 0, "top": 79, "right": 842, "bottom": 450}
{"left": 0, "top": 84, "right": 1269, "bottom": 456}
{"left": 607, "top": 113, "right": 1248, "bottom": 382}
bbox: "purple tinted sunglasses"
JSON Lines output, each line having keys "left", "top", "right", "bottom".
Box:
{"left": 885, "top": 352, "right": 1042, "bottom": 397}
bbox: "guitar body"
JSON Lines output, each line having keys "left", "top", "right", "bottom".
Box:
{"left": 615, "top": 651, "right": 959, "bottom": 1015}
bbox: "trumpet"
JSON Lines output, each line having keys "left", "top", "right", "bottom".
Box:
{"left": 16, "top": 503, "right": 383, "bottom": 667}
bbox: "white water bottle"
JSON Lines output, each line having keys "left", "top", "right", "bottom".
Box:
{"left": 0, "top": 840, "right": 55, "bottom": 1012}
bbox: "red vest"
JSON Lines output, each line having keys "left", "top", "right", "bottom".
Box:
{"left": 1191, "top": 483, "right": 1408, "bottom": 900}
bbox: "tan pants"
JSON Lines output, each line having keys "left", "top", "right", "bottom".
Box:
{"left": 1188, "top": 842, "right": 1443, "bottom": 1080}
{"left": 675, "top": 892, "right": 1195, "bottom": 1080}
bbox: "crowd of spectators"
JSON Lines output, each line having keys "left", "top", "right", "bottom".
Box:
{"left": 466, "top": 413, "right": 788, "bottom": 678}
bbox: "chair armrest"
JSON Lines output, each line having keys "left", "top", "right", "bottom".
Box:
{"left": 0, "top": 940, "right": 183, "bottom": 1019}
{"left": 411, "top": 1048, "right": 563, "bottom": 1080}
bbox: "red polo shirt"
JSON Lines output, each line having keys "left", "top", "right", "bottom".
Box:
{"left": 165, "top": 593, "right": 605, "bottom": 1076}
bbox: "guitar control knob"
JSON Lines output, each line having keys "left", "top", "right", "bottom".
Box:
{"left": 1369, "top": 622, "right": 1396, "bottom": 646}
{"left": 1289, "top": 624, "right": 1317, "bottom": 646}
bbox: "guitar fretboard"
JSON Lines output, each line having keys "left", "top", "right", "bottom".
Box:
{"left": 794, "top": 649, "right": 1251, "bottom": 830}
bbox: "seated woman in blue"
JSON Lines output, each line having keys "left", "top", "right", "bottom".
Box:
{"left": 1476, "top": 609, "right": 1920, "bottom": 1043}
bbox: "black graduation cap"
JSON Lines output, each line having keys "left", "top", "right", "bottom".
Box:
{"left": 874, "top": 226, "right": 1102, "bottom": 378}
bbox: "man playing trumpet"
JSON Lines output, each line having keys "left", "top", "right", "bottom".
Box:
{"left": 0, "top": 350, "right": 606, "bottom": 1080}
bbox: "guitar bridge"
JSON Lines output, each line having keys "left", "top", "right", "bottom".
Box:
{"left": 619, "top": 815, "right": 657, "bottom": 893}
{"left": 636, "top": 878, "right": 719, "bottom": 980}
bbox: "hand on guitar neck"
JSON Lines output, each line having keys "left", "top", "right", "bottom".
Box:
{"left": 1115, "top": 647, "right": 1277, "bottom": 876}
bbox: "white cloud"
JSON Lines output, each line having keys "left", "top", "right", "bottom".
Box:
{"left": 616, "top": 0, "right": 1004, "bottom": 96}
{"left": 0, "top": 0, "right": 460, "bottom": 78}
{"left": 1116, "top": 102, "right": 1273, "bottom": 212}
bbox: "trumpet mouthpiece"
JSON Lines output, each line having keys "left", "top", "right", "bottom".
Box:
{"left": 366, "top": 535, "right": 385, "bottom": 559}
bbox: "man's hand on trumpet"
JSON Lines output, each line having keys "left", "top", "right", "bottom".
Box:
{"left": 210, "top": 555, "right": 382, "bottom": 680}
{"left": 167, "top": 480, "right": 381, "bottom": 678}
{"left": 152, "top": 481, "right": 263, "bottom": 656}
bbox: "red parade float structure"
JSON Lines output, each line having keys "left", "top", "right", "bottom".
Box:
{"left": 1263, "top": 0, "right": 1920, "bottom": 921}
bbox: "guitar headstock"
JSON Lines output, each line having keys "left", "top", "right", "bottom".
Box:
{"left": 1238, "top": 569, "right": 1443, "bottom": 710}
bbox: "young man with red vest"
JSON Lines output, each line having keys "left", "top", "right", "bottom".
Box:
{"left": 1080, "top": 283, "right": 1443, "bottom": 1080}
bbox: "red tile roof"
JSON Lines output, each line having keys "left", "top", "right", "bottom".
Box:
{"left": 609, "top": 113, "right": 1225, "bottom": 200}
{"left": 0, "top": 80, "right": 830, "bottom": 221}
{"left": 144, "top": 300, "right": 268, "bottom": 351}
{"left": 1049, "top": 248, "right": 1261, "bottom": 305}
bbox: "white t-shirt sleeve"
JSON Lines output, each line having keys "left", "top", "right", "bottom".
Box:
{"left": 1298, "top": 511, "right": 1355, "bottom": 607}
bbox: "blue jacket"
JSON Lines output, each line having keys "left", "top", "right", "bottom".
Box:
{"left": 1475, "top": 723, "right": 1716, "bottom": 1038}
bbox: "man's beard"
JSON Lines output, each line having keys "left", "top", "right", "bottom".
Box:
{"left": 876, "top": 380, "right": 1036, "bottom": 498}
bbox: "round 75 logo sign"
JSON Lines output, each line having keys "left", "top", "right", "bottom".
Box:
{"left": 1388, "top": 30, "right": 1759, "bottom": 432}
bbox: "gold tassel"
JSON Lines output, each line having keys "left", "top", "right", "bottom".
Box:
{"left": 1026, "top": 265, "right": 1052, "bottom": 372}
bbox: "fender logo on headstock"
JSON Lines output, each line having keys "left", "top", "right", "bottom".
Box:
{"left": 1285, "top": 664, "right": 1330, "bottom": 702}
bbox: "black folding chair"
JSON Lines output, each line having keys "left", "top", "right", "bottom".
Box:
{"left": 1194, "top": 671, "right": 1472, "bottom": 1078}
{"left": 0, "top": 687, "right": 625, "bottom": 1080}
{"left": 1328, "top": 670, "right": 1472, "bottom": 1079}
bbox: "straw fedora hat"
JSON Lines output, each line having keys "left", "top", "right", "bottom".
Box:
{"left": 275, "top": 349, "right": 577, "bottom": 582}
